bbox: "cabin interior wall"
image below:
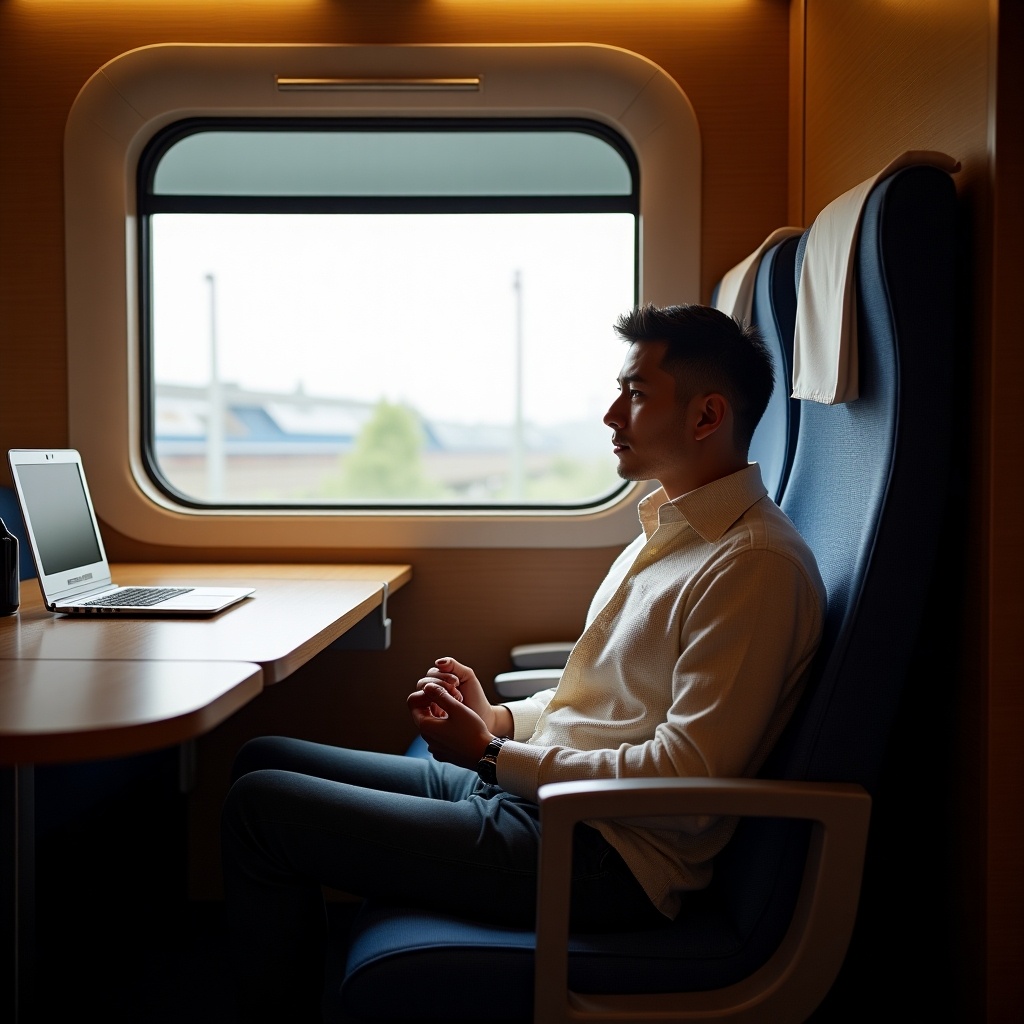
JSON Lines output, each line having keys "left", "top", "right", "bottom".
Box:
{"left": 985, "top": 4, "right": 1024, "bottom": 1021}
{"left": 3, "top": 0, "right": 1019, "bottom": 1020}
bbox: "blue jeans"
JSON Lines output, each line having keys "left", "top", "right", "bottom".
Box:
{"left": 221, "top": 736, "right": 665, "bottom": 1022}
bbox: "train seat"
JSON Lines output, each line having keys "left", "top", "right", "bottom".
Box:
{"left": 332, "top": 161, "right": 958, "bottom": 1024}
{"left": 712, "top": 227, "right": 803, "bottom": 504}
{"left": 744, "top": 234, "right": 802, "bottom": 503}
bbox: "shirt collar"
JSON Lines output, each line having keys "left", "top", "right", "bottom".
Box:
{"left": 637, "top": 463, "right": 769, "bottom": 542}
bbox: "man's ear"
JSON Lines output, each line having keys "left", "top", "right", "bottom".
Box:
{"left": 693, "top": 393, "right": 730, "bottom": 441}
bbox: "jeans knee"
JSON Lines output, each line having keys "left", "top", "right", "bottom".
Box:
{"left": 222, "top": 769, "right": 256, "bottom": 835}
{"left": 230, "top": 735, "right": 285, "bottom": 783}
{"left": 221, "top": 767, "right": 286, "bottom": 843}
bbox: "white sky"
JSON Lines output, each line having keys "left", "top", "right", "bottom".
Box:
{"left": 152, "top": 212, "right": 636, "bottom": 427}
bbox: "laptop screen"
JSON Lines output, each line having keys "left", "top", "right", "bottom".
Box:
{"left": 15, "top": 461, "right": 102, "bottom": 576}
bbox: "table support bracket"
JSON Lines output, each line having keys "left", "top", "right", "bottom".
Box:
{"left": 1, "top": 763, "right": 34, "bottom": 1024}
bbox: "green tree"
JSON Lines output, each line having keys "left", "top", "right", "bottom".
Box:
{"left": 326, "top": 400, "right": 444, "bottom": 500}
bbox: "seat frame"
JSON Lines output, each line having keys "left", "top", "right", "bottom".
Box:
{"left": 534, "top": 778, "right": 869, "bottom": 1022}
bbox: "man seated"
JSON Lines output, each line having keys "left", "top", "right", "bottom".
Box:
{"left": 221, "top": 303, "right": 826, "bottom": 1023}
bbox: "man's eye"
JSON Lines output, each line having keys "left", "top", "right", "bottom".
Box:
{"left": 629, "top": 389, "right": 643, "bottom": 399}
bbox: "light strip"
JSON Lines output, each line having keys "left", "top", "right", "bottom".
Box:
{"left": 275, "top": 76, "right": 482, "bottom": 93}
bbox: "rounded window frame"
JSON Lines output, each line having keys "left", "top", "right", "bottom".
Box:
{"left": 64, "top": 43, "right": 701, "bottom": 550}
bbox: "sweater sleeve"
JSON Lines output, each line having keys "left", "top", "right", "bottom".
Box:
{"left": 502, "top": 688, "right": 556, "bottom": 740}
{"left": 494, "top": 545, "right": 824, "bottom": 801}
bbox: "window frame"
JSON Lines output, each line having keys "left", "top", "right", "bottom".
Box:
{"left": 137, "top": 115, "right": 640, "bottom": 513}
{"left": 64, "top": 42, "right": 701, "bottom": 551}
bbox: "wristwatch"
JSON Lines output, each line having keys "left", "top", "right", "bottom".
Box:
{"left": 476, "top": 736, "right": 508, "bottom": 785}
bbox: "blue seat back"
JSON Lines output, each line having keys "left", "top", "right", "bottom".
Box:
{"left": 712, "top": 163, "right": 957, "bottom": 941}
{"left": 747, "top": 235, "right": 801, "bottom": 501}
{"left": 774, "top": 164, "right": 956, "bottom": 790}
{"left": 711, "top": 235, "right": 801, "bottom": 502}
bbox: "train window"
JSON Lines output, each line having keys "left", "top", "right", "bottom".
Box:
{"left": 139, "top": 122, "right": 637, "bottom": 508}
{"left": 64, "top": 44, "right": 700, "bottom": 551}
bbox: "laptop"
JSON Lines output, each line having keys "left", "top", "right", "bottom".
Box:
{"left": 7, "top": 448, "right": 255, "bottom": 616}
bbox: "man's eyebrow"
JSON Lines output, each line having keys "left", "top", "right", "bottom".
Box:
{"left": 617, "top": 372, "right": 647, "bottom": 385}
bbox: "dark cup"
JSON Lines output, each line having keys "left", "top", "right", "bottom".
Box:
{"left": 0, "top": 516, "right": 19, "bottom": 615}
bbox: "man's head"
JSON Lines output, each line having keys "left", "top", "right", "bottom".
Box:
{"left": 614, "top": 303, "right": 774, "bottom": 449}
{"left": 604, "top": 303, "right": 775, "bottom": 499}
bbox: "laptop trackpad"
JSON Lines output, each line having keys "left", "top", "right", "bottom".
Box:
{"left": 161, "top": 590, "right": 251, "bottom": 611}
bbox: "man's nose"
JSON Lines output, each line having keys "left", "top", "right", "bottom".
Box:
{"left": 604, "top": 392, "right": 626, "bottom": 428}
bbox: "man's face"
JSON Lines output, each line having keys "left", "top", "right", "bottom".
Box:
{"left": 603, "top": 340, "right": 695, "bottom": 499}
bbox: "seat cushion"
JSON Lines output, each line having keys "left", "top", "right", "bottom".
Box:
{"left": 335, "top": 818, "right": 809, "bottom": 1023}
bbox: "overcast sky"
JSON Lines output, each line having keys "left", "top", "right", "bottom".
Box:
{"left": 152, "top": 212, "right": 636, "bottom": 428}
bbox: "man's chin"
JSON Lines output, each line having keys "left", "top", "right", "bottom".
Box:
{"left": 615, "top": 462, "right": 647, "bottom": 483}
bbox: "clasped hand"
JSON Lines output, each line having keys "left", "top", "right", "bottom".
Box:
{"left": 407, "top": 656, "right": 497, "bottom": 769}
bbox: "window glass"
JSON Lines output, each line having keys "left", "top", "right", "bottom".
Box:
{"left": 153, "top": 130, "right": 633, "bottom": 197}
{"left": 141, "top": 122, "right": 637, "bottom": 508}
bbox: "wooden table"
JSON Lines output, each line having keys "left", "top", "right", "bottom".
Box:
{"left": 0, "top": 562, "right": 411, "bottom": 1022}
{"left": 0, "top": 563, "right": 412, "bottom": 685}
{"left": 0, "top": 659, "right": 264, "bottom": 765}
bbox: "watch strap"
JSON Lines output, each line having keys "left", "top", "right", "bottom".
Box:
{"left": 476, "top": 736, "right": 508, "bottom": 784}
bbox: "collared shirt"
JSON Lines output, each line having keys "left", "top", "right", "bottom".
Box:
{"left": 497, "top": 463, "right": 826, "bottom": 917}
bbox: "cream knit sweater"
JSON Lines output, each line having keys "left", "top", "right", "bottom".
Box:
{"left": 498, "top": 464, "right": 826, "bottom": 917}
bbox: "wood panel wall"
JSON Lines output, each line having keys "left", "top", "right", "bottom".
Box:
{"left": 985, "top": 5, "right": 1024, "bottom": 1021}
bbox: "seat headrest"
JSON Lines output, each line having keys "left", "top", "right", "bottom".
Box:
{"left": 791, "top": 150, "right": 960, "bottom": 405}
{"left": 712, "top": 226, "right": 803, "bottom": 326}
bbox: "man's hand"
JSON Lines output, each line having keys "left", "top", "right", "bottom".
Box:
{"left": 414, "top": 657, "right": 498, "bottom": 733}
{"left": 408, "top": 683, "right": 493, "bottom": 769}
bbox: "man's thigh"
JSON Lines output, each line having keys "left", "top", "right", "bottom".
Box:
{"left": 230, "top": 734, "right": 476, "bottom": 801}
{"left": 224, "top": 738, "right": 666, "bottom": 931}
{"left": 223, "top": 765, "right": 543, "bottom": 924}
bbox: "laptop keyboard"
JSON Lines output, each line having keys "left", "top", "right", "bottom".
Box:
{"left": 81, "top": 587, "right": 194, "bottom": 608}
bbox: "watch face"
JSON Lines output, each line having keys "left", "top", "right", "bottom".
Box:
{"left": 478, "top": 737, "right": 506, "bottom": 784}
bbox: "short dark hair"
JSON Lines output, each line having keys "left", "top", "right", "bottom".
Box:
{"left": 613, "top": 303, "right": 775, "bottom": 453}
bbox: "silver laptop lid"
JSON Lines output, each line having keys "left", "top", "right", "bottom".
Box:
{"left": 7, "top": 449, "right": 115, "bottom": 608}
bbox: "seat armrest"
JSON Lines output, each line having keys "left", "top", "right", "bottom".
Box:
{"left": 533, "top": 777, "right": 872, "bottom": 1024}
{"left": 496, "top": 642, "right": 573, "bottom": 698}
{"left": 494, "top": 668, "right": 563, "bottom": 698}
{"left": 510, "top": 642, "right": 574, "bottom": 669}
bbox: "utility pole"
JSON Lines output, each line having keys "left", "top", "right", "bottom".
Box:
{"left": 511, "top": 269, "right": 525, "bottom": 500}
{"left": 205, "top": 273, "right": 225, "bottom": 501}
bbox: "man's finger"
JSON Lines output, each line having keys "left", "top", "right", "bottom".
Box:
{"left": 424, "top": 682, "right": 457, "bottom": 705}
{"left": 417, "top": 675, "right": 464, "bottom": 700}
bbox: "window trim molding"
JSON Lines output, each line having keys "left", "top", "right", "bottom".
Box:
{"left": 65, "top": 42, "right": 701, "bottom": 550}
